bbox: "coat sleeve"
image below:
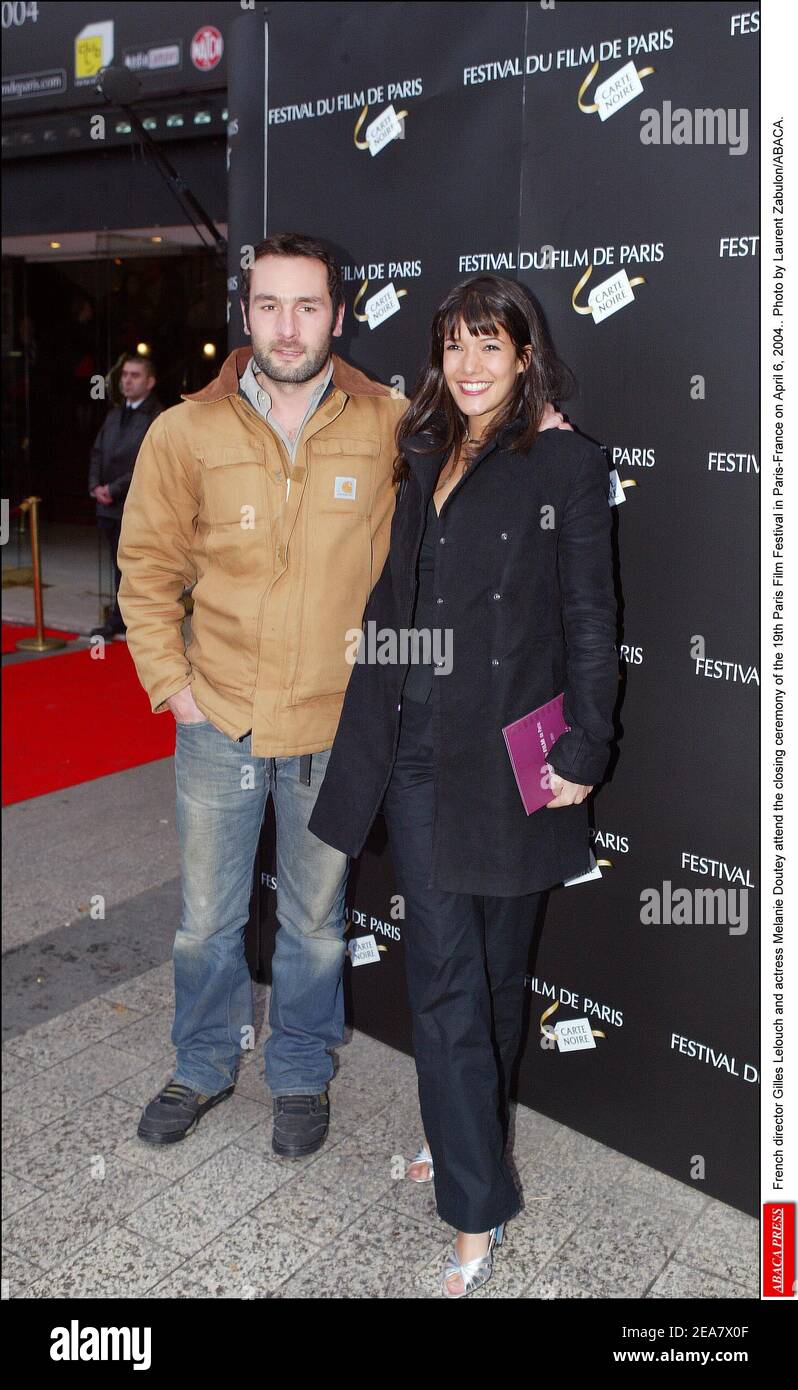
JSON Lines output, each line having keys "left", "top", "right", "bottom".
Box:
{"left": 107, "top": 400, "right": 162, "bottom": 501}
{"left": 107, "top": 470, "right": 131, "bottom": 502}
{"left": 87, "top": 417, "right": 108, "bottom": 494}
{"left": 116, "top": 413, "right": 199, "bottom": 714}
{"left": 546, "top": 442, "right": 618, "bottom": 786}
{"left": 307, "top": 546, "right": 401, "bottom": 856}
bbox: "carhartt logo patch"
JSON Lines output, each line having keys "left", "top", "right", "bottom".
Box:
{"left": 334, "top": 476, "right": 357, "bottom": 500}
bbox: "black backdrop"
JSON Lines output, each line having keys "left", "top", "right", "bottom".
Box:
{"left": 231, "top": 1, "right": 760, "bottom": 1216}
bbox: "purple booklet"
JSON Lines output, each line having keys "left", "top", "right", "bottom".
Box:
{"left": 502, "top": 692, "right": 571, "bottom": 815}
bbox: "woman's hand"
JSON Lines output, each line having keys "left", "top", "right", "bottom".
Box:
{"left": 545, "top": 767, "right": 593, "bottom": 807}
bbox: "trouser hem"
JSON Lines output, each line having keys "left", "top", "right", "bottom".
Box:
{"left": 270, "top": 1085, "right": 329, "bottom": 1098}
{"left": 436, "top": 1199, "right": 521, "bottom": 1234}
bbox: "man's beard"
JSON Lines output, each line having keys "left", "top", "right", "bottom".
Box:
{"left": 251, "top": 336, "right": 332, "bottom": 384}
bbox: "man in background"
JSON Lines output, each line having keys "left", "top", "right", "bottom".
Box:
{"left": 89, "top": 353, "right": 161, "bottom": 640}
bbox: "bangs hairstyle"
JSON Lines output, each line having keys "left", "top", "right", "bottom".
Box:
{"left": 393, "top": 275, "right": 575, "bottom": 486}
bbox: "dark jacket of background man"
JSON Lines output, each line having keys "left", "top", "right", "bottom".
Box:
{"left": 88, "top": 390, "right": 163, "bottom": 520}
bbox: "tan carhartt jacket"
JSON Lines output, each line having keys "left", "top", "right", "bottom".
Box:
{"left": 117, "top": 347, "right": 406, "bottom": 756}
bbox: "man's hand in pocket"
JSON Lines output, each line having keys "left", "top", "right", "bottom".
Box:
{"left": 167, "top": 685, "right": 207, "bottom": 724}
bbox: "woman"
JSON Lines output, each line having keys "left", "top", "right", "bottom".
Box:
{"left": 308, "top": 275, "right": 618, "bottom": 1297}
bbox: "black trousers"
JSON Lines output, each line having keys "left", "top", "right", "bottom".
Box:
{"left": 381, "top": 695, "right": 542, "bottom": 1232}
{"left": 98, "top": 515, "right": 125, "bottom": 628}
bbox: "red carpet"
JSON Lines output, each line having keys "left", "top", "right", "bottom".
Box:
{"left": 2, "top": 622, "right": 79, "bottom": 654}
{"left": 2, "top": 642, "right": 176, "bottom": 805}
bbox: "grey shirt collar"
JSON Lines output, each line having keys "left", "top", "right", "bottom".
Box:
{"left": 238, "top": 354, "right": 334, "bottom": 464}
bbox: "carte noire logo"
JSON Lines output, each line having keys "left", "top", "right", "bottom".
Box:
{"left": 540, "top": 998, "right": 608, "bottom": 1048}
{"left": 572, "top": 264, "right": 648, "bottom": 324}
{"left": 578, "top": 58, "right": 655, "bottom": 121}
{"left": 354, "top": 102, "right": 408, "bottom": 154}
{"left": 353, "top": 278, "right": 408, "bottom": 328}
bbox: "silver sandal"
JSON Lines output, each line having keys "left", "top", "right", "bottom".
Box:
{"left": 440, "top": 1223, "right": 505, "bottom": 1298}
{"left": 407, "top": 1140, "right": 434, "bottom": 1183}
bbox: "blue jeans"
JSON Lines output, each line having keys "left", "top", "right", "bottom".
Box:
{"left": 171, "top": 720, "right": 350, "bottom": 1097}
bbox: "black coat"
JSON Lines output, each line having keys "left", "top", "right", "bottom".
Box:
{"left": 88, "top": 393, "right": 162, "bottom": 520}
{"left": 308, "top": 417, "right": 619, "bottom": 895}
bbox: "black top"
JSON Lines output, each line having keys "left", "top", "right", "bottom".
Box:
{"left": 401, "top": 492, "right": 441, "bottom": 703}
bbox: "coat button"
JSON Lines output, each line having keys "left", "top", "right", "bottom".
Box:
{"left": 492, "top": 657, "right": 500, "bottom": 666}
{"left": 436, "top": 597, "right": 444, "bottom": 605}
{"left": 500, "top": 531, "right": 508, "bottom": 540}
{"left": 493, "top": 592, "right": 501, "bottom": 600}
{"left": 439, "top": 536, "right": 446, "bottom": 545}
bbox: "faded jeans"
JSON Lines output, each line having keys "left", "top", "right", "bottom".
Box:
{"left": 171, "top": 720, "right": 350, "bottom": 1097}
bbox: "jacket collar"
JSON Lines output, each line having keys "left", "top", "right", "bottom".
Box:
{"left": 180, "top": 347, "right": 390, "bottom": 404}
{"left": 119, "top": 391, "right": 159, "bottom": 416}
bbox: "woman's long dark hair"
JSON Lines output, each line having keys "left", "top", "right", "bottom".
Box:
{"left": 393, "top": 275, "right": 576, "bottom": 487}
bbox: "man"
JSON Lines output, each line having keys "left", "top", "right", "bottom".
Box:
{"left": 117, "top": 232, "right": 571, "bottom": 1157}
{"left": 89, "top": 354, "right": 161, "bottom": 640}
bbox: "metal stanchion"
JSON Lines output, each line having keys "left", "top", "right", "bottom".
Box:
{"left": 14, "top": 497, "right": 66, "bottom": 653}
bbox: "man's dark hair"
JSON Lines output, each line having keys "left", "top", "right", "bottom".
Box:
{"left": 240, "top": 232, "right": 343, "bottom": 319}
{"left": 122, "top": 353, "right": 155, "bottom": 377}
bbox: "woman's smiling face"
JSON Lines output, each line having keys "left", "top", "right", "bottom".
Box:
{"left": 441, "top": 317, "right": 529, "bottom": 433}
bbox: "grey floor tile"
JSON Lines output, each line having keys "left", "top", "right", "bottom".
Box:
{"left": 515, "top": 1137, "right": 631, "bottom": 1201}
{"left": 2, "top": 1071, "right": 84, "bottom": 1149}
{"left": 272, "top": 1205, "right": 448, "bottom": 1299}
{"left": 519, "top": 1180, "right": 714, "bottom": 1301}
{"left": 610, "top": 1154, "right": 716, "bottom": 1208}
{"left": 2, "top": 1108, "right": 56, "bottom": 1154}
{"left": 506, "top": 1101, "right": 568, "bottom": 1158}
{"left": 124, "top": 1144, "right": 288, "bottom": 1257}
{"left": 249, "top": 1134, "right": 399, "bottom": 1246}
{"left": 103, "top": 966, "right": 176, "bottom": 1016}
{"left": 3, "top": 1093, "right": 142, "bottom": 1191}
{"left": 40, "top": 1042, "right": 154, "bottom": 1102}
{"left": 145, "top": 1274, "right": 217, "bottom": 1298}
{"left": 22, "top": 1226, "right": 186, "bottom": 1299}
{"left": 1, "top": 1044, "right": 43, "bottom": 1092}
{"left": 2, "top": 1170, "right": 47, "bottom": 1220}
{"left": 331, "top": 1085, "right": 428, "bottom": 1166}
{"left": 105, "top": 1010, "right": 179, "bottom": 1064}
{"left": 231, "top": 1056, "right": 271, "bottom": 1104}
{"left": 2, "top": 1156, "right": 172, "bottom": 1271}
{"left": 169, "top": 1210, "right": 323, "bottom": 1298}
{"left": 5, "top": 997, "right": 146, "bottom": 1068}
{"left": 673, "top": 1201, "right": 759, "bottom": 1291}
{"left": 492, "top": 1189, "right": 598, "bottom": 1274}
{"left": 106, "top": 1056, "right": 185, "bottom": 1108}
{"left": 649, "top": 1259, "right": 759, "bottom": 1299}
{"left": 377, "top": 1168, "right": 450, "bottom": 1232}
{"left": 2, "top": 1248, "right": 46, "bottom": 1296}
